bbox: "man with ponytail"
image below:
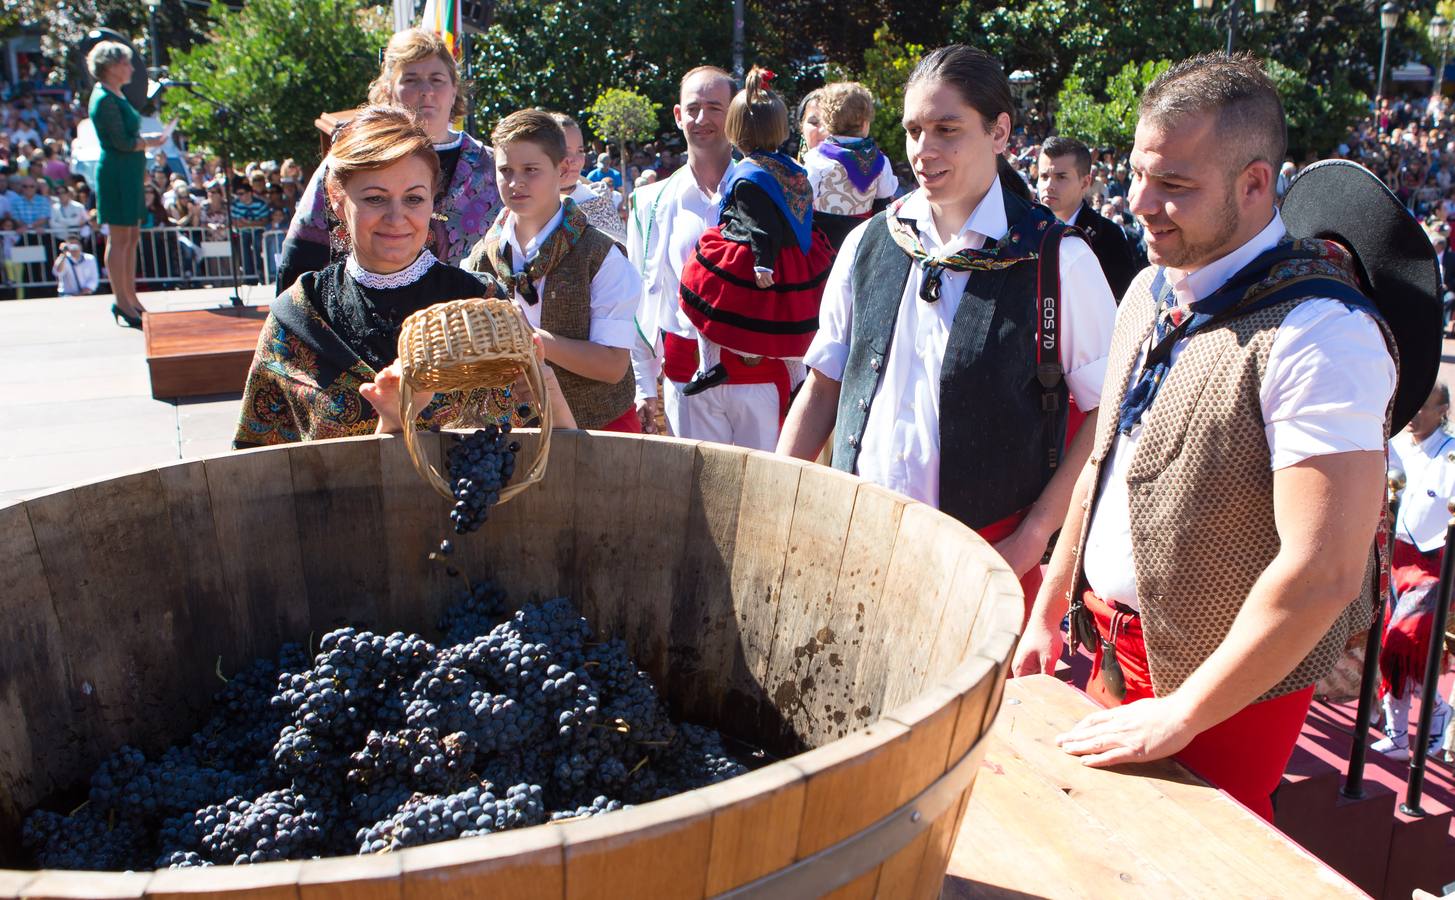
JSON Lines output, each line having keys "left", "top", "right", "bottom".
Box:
{"left": 629, "top": 66, "right": 794, "bottom": 449}
{"left": 779, "top": 45, "right": 1118, "bottom": 616}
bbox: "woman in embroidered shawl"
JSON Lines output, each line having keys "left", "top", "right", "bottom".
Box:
{"left": 274, "top": 28, "right": 501, "bottom": 294}
{"left": 234, "top": 106, "right": 572, "bottom": 448}
{"left": 677, "top": 67, "right": 834, "bottom": 395}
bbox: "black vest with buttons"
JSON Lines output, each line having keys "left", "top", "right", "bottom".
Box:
{"left": 830, "top": 188, "right": 1067, "bottom": 530}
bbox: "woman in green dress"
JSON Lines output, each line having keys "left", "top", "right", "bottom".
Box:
{"left": 87, "top": 41, "right": 164, "bottom": 327}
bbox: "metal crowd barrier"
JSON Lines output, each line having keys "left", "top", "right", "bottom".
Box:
{"left": 0, "top": 226, "right": 281, "bottom": 297}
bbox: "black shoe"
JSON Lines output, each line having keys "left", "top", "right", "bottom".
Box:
{"left": 111, "top": 303, "right": 143, "bottom": 329}
{"left": 681, "top": 363, "right": 729, "bottom": 396}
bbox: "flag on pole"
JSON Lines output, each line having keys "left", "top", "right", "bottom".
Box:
{"left": 391, "top": 0, "right": 414, "bottom": 34}
{"left": 418, "top": 0, "right": 464, "bottom": 58}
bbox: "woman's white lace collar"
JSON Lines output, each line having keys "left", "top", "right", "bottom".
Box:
{"left": 346, "top": 249, "right": 437, "bottom": 290}
{"left": 434, "top": 131, "right": 463, "bottom": 152}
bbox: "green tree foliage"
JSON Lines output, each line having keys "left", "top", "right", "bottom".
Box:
{"left": 586, "top": 87, "right": 658, "bottom": 191}
{"left": 1054, "top": 60, "right": 1170, "bottom": 152}
{"left": 950, "top": 0, "right": 1210, "bottom": 101}
{"left": 8, "top": 0, "right": 210, "bottom": 84}
{"left": 167, "top": 0, "right": 388, "bottom": 165}
{"left": 471, "top": 0, "right": 731, "bottom": 137}
{"left": 826, "top": 24, "right": 924, "bottom": 162}
{"left": 1265, "top": 60, "right": 1367, "bottom": 160}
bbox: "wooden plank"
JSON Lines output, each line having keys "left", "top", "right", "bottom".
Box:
{"left": 567, "top": 432, "right": 645, "bottom": 644}
{"left": 19, "top": 871, "right": 151, "bottom": 899}
{"left": 473, "top": 428, "right": 577, "bottom": 605}
{"left": 0, "top": 873, "right": 37, "bottom": 900}
{"left": 757, "top": 463, "right": 859, "bottom": 747}
{"left": 721, "top": 451, "right": 803, "bottom": 750}
{"left": 910, "top": 790, "right": 970, "bottom": 900}
{"left": 699, "top": 762, "right": 806, "bottom": 894}
{"left": 872, "top": 829, "right": 931, "bottom": 900}
{"left": 667, "top": 443, "right": 748, "bottom": 725}
{"left": 144, "top": 861, "right": 302, "bottom": 900}
{"left": 942, "top": 655, "right": 1000, "bottom": 770}
{"left": 0, "top": 503, "right": 71, "bottom": 834}
{"left": 561, "top": 792, "right": 714, "bottom": 900}
{"left": 819, "top": 870, "right": 879, "bottom": 900}
{"left": 921, "top": 543, "right": 995, "bottom": 690}
{"left": 852, "top": 504, "right": 957, "bottom": 721}
{"left": 877, "top": 509, "right": 971, "bottom": 713}
{"left": 791, "top": 719, "right": 912, "bottom": 858}
{"left": 203, "top": 447, "right": 310, "bottom": 665}
{"left": 296, "top": 853, "right": 401, "bottom": 900}
{"left": 803, "top": 484, "right": 906, "bottom": 746}
{"left": 946, "top": 736, "right": 1178, "bottom": 899}
{"left": 376, "top": 432, "right": 456, "bottom": 635}
{"left": 398, "top": 824, "right": 564, "bottom": 900}
{"left": 948, "top": 676, "right": 1367, "bottom": 899}
{"left": 288, "top": 436, "right": 390, "bottom": 632}
{"left": 623, "top": 435, "right": 697, "bottom": 691}
{"left": 25, "top": 470, "right": 204, "bottom": 757}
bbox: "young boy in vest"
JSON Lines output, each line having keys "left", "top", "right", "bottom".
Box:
{"left": 465, "top": 110, "right": 642, "bottom": 431}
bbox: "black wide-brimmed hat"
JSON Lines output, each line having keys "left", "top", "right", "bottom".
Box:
{"left": 1282, "top": 159, "right": 1441, "bottom": 432}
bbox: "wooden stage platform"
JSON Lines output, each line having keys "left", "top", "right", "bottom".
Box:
{"left": 142, "top": 304, "right": 268, "bottom": 400}
{"left": 944, "top": 676, "right": 1366, "bottom": 899}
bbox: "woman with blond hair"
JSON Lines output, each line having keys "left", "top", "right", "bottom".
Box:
{"left": 236, "top": 106, "right": 571, "bottom": 448}
{"left": 87, "top": 40, "right": 166, "bottom": 326}
{"left": 275, "top": 28, "right": 501, "bottom": 294}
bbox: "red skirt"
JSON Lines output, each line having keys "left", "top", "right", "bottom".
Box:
{"left": 679, "top": 226, "right": 834, "bottom": 360}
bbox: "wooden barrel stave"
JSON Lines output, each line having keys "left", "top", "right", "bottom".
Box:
{"left": 0, "top": 432, "right": 1021, "bottom": 899}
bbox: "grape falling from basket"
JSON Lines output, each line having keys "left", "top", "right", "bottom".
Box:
{"left": 375, "top": 296, "right": 563, "bottom": 534}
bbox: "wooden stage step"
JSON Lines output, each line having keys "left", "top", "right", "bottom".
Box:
{"left": 143, "top": 305, "right": 268, "bottom": 400}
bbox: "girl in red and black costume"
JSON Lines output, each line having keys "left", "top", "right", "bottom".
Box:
{"left": 679, "top": 67, "right": 835, "bottom": 395}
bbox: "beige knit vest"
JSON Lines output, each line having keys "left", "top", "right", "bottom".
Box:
{"left": 1071, "top": 262, "right": 1393, "bottom": 702}
{"left": 464, "top": 225, "right": 636, "bottom": 429}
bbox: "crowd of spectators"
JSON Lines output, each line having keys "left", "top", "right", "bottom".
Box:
{"left": 0, "top": 61, "right": 313, "bottom": 298}
{"left": 6, "top": 45, "right": 1455, "bottom": 302}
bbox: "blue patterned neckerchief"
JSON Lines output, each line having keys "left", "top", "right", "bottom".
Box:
{"left": 719, "top": 151, "right": 815, "bottom": 254}
{"left": 1116, "top": 238, "right": 1376, "bottom": 435}
{"left": 480, "top": 198, "right": 586, "bottom": 305}
{"left": 883, "top": 193, "right": 1043, "bottom": 303}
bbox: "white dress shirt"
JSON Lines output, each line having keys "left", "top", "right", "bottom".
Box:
{"left": 805, "top": 182, "right": 1118, "bottom": 508}
{"left": 53, "top": 252, "right": 100, "bottom": 295}
{"left": 498, "top": 204, "right": 640, "bottom": 351}
{"left": 1389, "top": 428, "right": 1455, "bottom": 553}
{"left": 1083, "top": 214, "right": 1397, "bottom": 609}
{"left": 626, "top": 165, "right": 729, "bottom": 399}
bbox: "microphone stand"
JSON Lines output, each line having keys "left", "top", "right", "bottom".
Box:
{"left": 169, "top": 83, "right": 243, "bottom": 308}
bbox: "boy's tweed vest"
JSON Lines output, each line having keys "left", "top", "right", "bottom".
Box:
{"left": 1071, "top": 238, "right": 1395, "bottom": 702}
{"left": 831, "top": 188, "right": 1065, "bottom": 530}
{"left": 465, "top": 225, "right": 635, "bottom": 429}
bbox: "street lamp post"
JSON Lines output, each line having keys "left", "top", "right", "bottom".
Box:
{"left": 1377, "top": 2, "right": 1401, "bottom": 103}
{"left": 1191, "top": 0, "right": 1277, "bottom": 55}
{"left": 144, "top": 0, "right": 162, "bottom": 69}
{"left": 1431, "top": 15, "right": 1449, "bottom": 100}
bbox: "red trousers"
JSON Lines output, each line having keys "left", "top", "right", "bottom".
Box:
{"left": 1392, "top": 538, "right": 1443, "bottom": 594}
{"left": 599, "top": 406, "right": 643, "bottom": 434}
{"left": 978, "top": 509, "right": 1043, "bottom": 624}
{"left": 1083, "top": 591, "right": 1315, "bottom": 822}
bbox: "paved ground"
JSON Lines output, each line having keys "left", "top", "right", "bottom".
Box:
{"left": 3, "top": 287, "right": 1455, "bottom": 508}
{"left": 0, "top": 284, "right": 273, "bottom": 507}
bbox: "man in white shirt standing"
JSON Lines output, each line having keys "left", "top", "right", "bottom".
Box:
{"left": 1014, "top": 54, "right": 1400, "bottom": 822}
{"left": 777, "top": 45, "right": 1118, "bottom": 614}
{"left": 51, "top": 239, "right": 100, "bottom": 296}
{"left": 1377, "top": 382, "right": 1454, "bottom": 760}
{"left": 628, "top": 67, "right": 789, "bottom": 450}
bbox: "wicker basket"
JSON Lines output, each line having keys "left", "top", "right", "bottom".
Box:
{"left": 396, "top": 297, "right": 551, "bottom": 502}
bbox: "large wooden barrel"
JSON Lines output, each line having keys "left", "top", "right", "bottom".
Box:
{"left": 0, "top": 431, "right": 1023, "bottom": 899}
